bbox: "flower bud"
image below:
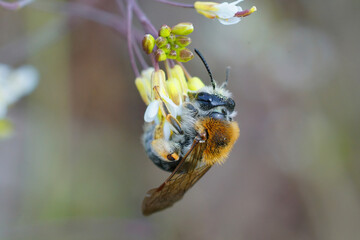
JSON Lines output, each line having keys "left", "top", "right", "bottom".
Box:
{"left": 0, "top": 119, "right": 13, "bottom": 138}
{"left": 176, "top": 48, "right": 194, "bottom": 62}
{"left": 155, "top": 36, "right": 168, "bottom": 48}
{"left": 187, "top": 77, "right": 205, "bottom": 91}
{"left": 159, "top": 25, "right": 171, "bottom": 38}
{"left": 167, "top": 50, "right": 177, "bottom": 59}
{"left": 171, "top": 22, "right": 194, "bottom": 35}
{"left": 167, "top": 33, "right": 176, "bottom": 44}
{"left": 142, "top": 34, "right": 155, "bottom": 54}
{"left": 155, "top": 49, "right": 167, "bottom": 62}
{"left": 170, "top": 65, "right": 188, "bottom": 95}
{"left": 175, "top": 36, "right": 192, "bottom": 47}
{"left": 163, "top": 43, "right": 171, "bottom": 53}
{"left": 135, "top": 77, "right": 151, "bottom": 105}
{"left": 166, "top": 78, "right": 182, "bottom": 105}
{"left": 151, "top": 70, "right": 167, "bottom": 100}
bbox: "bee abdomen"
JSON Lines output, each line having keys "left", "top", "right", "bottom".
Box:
{"left": 142, "top": 123, "right": 180, "bottom": 172}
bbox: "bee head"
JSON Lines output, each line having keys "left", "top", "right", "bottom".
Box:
{"left": 192, "top": 49, "right": 236, "bottom": 121}
{"left": 192, "top": 88, "right": 235, "bottom": 120}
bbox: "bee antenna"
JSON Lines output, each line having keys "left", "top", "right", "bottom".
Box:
{"left": 194, "top": 48, "right": 216, "bottom": 90}
{"left": 223, "top": 66, "right": 231, "bottom": 88}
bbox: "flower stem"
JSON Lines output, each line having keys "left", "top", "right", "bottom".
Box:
{"left": 127, "top": 1, "right": 140, "bottom": 77}
{"left": 131, "top": 0, "right": 157, "bottom": 36}
{"left": 155, "top": 0, "right": 194, "bottom": 8}
{"left": 133, "top": 41, "right": 148, "bottom": 69}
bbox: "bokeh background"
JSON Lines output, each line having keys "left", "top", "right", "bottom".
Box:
{"left": 1, "top": 0, "right": 360, "bottom": 239}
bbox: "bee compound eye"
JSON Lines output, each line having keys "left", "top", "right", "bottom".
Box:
{"left": 226, "top": 98, "right": 235, "bottom": 111}
{"left": 196, "top": 92, "right": 212, "bottom": 102}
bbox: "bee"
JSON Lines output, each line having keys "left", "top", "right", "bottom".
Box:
{"left": 142, "top": 49, "right": 240, "bottom": 216}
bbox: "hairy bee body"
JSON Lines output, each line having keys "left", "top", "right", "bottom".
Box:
{"left": 141, "top": 49, "right": 240, "bottom": 215}
{"left": 142, "top": 86, "right": 239, "bottom": 172}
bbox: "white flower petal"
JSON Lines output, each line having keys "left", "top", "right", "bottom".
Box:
{"left": 144, "top": 100, "right": 159, "bottom": 122}
{"left": 141, "top": 67, "right": 154, "bottom": 81}
{"left": 0, "top": 64, "right": 11, "bottom": 86}
{"left": 161, "top": 95, "right": 180, "bottom": 116}
{"left": 216, "top": 1, "right": 240, "bottom": 18}
{"left": 163, "top": 121, "right": 171, "bottom": 140}
{"left": 4, "top": 65, "right": 39, "bottom": 104}
{"left": 218, "top": 17, "right": 241, "bottom": 25}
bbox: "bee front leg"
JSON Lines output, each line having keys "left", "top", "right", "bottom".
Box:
{"left": 158, "top": 97, "right": 184, "bottom": 135}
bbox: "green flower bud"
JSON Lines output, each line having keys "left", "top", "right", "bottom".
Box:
{"left": 176, "top": 48, "right": 194, "bottom": 62}
{"left": 159, "top": 25, "right": 171, "bottom": 38}
{"left": 155, "top": 49, "right": 167, "bottom": 62}
{"left": 142, "top": 34, "right": 155, "bottom": 54}
{"left": 175, "top": 36, "right": 192, "bottom": 47}
{"left": 162, "top": 43, "right": 171, "bottom": 53}
{"left": 171, "top": 22, "right": 194, "bottom": 35}
{"left": 167, "top": 50, "right": 177, "bottom": 59}
{"left": 167, "top": 33, "right": 176, "bottom": 44}
{"left": 155, "top": 36, "right": 168, "bottom": 48}
{"left": 173, "top": 44, "right": 184, "bottom": 51}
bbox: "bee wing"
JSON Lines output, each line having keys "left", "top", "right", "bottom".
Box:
{"left": 142, "top": 144, "right": 211, "bottom": 216}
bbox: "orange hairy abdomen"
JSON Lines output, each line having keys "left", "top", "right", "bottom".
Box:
{"left": 195, "top": 118, "right": 240, "bottom": 165}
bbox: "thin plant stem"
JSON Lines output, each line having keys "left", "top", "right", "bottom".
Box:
{"left": 31, "top": 1, "right": 143, "bottom": 42}
{"left": 164, "top": 60, "right": 172, "bottom": 78}
{"left": 150, "top": 53, "right": 159, "bottom": 71}
{"left": 131, "top": 0, "right": 157, "bottom": 36}
{"left": 116, "top": 0, "right": 126, "bottom": 16}
{"left": 133, "top": 41, "right": 148, "bottom": 70}
{"left": 127, "top": 1, "right": 140, "bottom": 77}
{"left": 155, "top": 0, "right": 194, "bottom": 8}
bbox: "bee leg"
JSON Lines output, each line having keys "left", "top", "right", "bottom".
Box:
{"left": 158, "top": 97, "right": 184, "bottom": 135}
{"left": 159, "top": 131, "right": 207, "bottom": 189}
{"left": 153, "top": 86, "right": 184, "bottom": 135}
{"left": 183, "top": 103, "right": 199, "bottom": 117}
{"left": 151, "top": 139, "right": 180, "bottom": 162}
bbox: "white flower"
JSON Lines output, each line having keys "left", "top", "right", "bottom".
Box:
{"left": 216, "top": 0, "right": 243, "bottom": 25}
{"left": 194, "top": 0, "right": 257, "bottom": 25}
{"left": 0, "top": 64, "right": 39, "bottom": 119}
{"left": 144, "top": 95, "right": 181, "bottom": 140}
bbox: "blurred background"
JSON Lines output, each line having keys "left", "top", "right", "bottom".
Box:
{"left": 1, "top": 0, "right": 360, "bottom": 239}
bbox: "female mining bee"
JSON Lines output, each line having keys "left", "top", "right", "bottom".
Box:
{"left": 142, "top": 49, "right": 240, "bottom": 216}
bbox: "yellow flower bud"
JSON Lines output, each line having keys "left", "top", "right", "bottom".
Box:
{"left": 171, "top": 22, "right": 194, "bottom": 35}
{"left": 151, "top": 70, "right": 167, "bottom": 100}
{"left": 135, "top": 77, "right": 151, "bottom": 105}
{"left": 170, "top": 65, "right": 188, "bottom": 96}
{"left": 176, "top": 48, "right": 194, "bottom": 62}
{"left": 167, "top": 33, "right": 176, "bottom": 43}
{"left": 163, "top": 43, "right": 171, "bottom": 53}
{"left": 187, "top": 77, "right": 205, "bottom": 91}
{"left": 166, "top": 78, "right": 182, "bottom": 105}
{"left": 194, "top": 1, "right": 219, "bottom": 12}
{"left": 167, "top": 50, "right": 177, "bottom": 59}
{"left": 155, "top": 36, "right": 168, "bottom": 48}
{"left": 159, "top": 25, "right": 171, "bottom": 37}
{"left": 142, "top": 34, "right": 155, "bottom": 54}
{"left": 175, "top": 36, "right": 192, "bottom": 47}
{"left": 0, "top": 119, "right": 13, "bottom": 138}
{"left": 155, "top": 49, "right": 167, "bottom": 62}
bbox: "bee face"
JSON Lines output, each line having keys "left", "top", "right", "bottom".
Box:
{"left": 189, "top": 86, "right": 236, "bottom": 121}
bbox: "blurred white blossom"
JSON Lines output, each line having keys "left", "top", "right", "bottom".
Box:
{"left": 0, "top": 64, "right": 39, "bottom": 119}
